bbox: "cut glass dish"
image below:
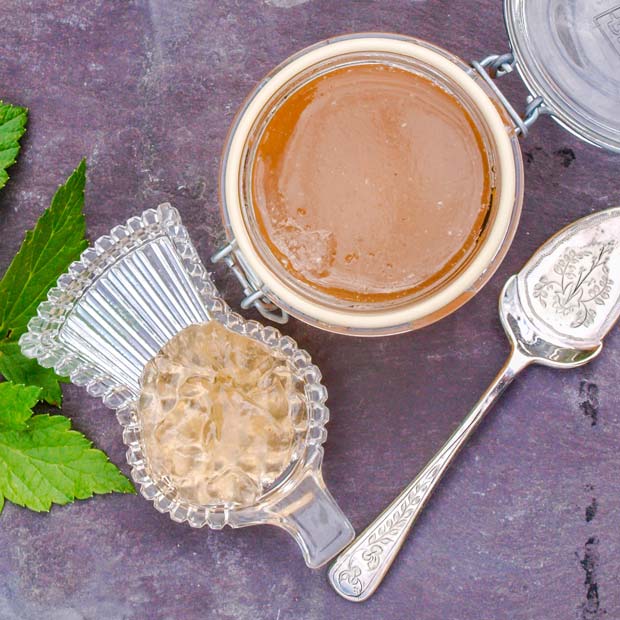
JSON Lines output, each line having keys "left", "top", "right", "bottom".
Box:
{"left": 19, "top": 203, "right": 354, "bottom": 568}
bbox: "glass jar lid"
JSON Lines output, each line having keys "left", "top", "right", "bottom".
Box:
{"left": 504, "top": 0, "right": 620, "bottom": 152}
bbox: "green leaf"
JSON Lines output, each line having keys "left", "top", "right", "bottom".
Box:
{"left": 0, "top": 102, "right": 27, "bottom": 191}
{"left": 0, "top": 411, "right": 135, "bottom": 513}
{"left": 0, "top": 382, "right": 41, "bottom": 430}
{"left": 0, "top": 159, "right": 88, "bottom": 342}
{"left": 0, "top": 342, "right": 64, "bottom": 406}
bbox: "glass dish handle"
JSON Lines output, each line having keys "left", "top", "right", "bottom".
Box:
{"left": 266, "top": 453, "right": 354, "bottom": 569}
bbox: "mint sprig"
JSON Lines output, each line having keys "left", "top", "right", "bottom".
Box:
{"left": 0, "top": 104, "right": 134, "bottom": 514}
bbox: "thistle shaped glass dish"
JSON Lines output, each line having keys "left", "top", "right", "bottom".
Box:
{"left": 18, "top": 203, "right": 354, "bottom": 568}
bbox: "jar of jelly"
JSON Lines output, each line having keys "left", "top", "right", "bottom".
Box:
{"left": 214, "top": 1, "right": 620, "bottom": 336}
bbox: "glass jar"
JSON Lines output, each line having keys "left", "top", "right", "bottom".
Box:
{"left": 217, "top": 34, "right": 524, "bottom": 336}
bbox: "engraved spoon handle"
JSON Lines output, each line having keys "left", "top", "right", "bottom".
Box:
{"left": 328, "top": 349, "right": 531, "bottom": 602}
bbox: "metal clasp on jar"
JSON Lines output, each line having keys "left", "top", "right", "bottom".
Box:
{"left": 470, "top": 52, "right": 549, "bottom": 137}
{"left": 211, "top": 240, "right": 289, "bottom": 324}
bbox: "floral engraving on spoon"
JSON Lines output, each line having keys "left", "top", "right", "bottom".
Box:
{"left": 332, "top": 459, "right": 447, "bottom": 598}
{"left": 532, "top": 241, "right": 616, "bottom": 329}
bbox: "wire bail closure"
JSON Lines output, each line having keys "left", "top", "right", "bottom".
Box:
{"left": 470, "top": 53, "right": 548, "bottom": 137}
{"left": 211, "top": 241, "right": 289, "bottom": 324}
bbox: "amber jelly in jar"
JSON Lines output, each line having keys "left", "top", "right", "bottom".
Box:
{"left": 215, "top": 34, "right": 523, "bottom": 335}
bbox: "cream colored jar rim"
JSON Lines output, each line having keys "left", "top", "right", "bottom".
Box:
{"left": 224, "top": 36, "right": 517, "bottom": 330}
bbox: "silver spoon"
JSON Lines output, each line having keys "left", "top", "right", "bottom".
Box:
{"left": 329, "top": 206, "right": 620, "bottom": 602}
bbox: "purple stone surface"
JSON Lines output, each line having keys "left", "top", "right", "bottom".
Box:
{"left": 1, "top": 2, "right": 620, "bottom": 619}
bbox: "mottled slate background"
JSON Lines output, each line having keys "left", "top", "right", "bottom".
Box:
{"left": 1, "top": 1, "right": 619, "bottom": 619}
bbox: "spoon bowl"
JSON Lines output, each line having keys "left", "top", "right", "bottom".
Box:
{"left": 500, "top": 275, "right": 602, "bottom": 369}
